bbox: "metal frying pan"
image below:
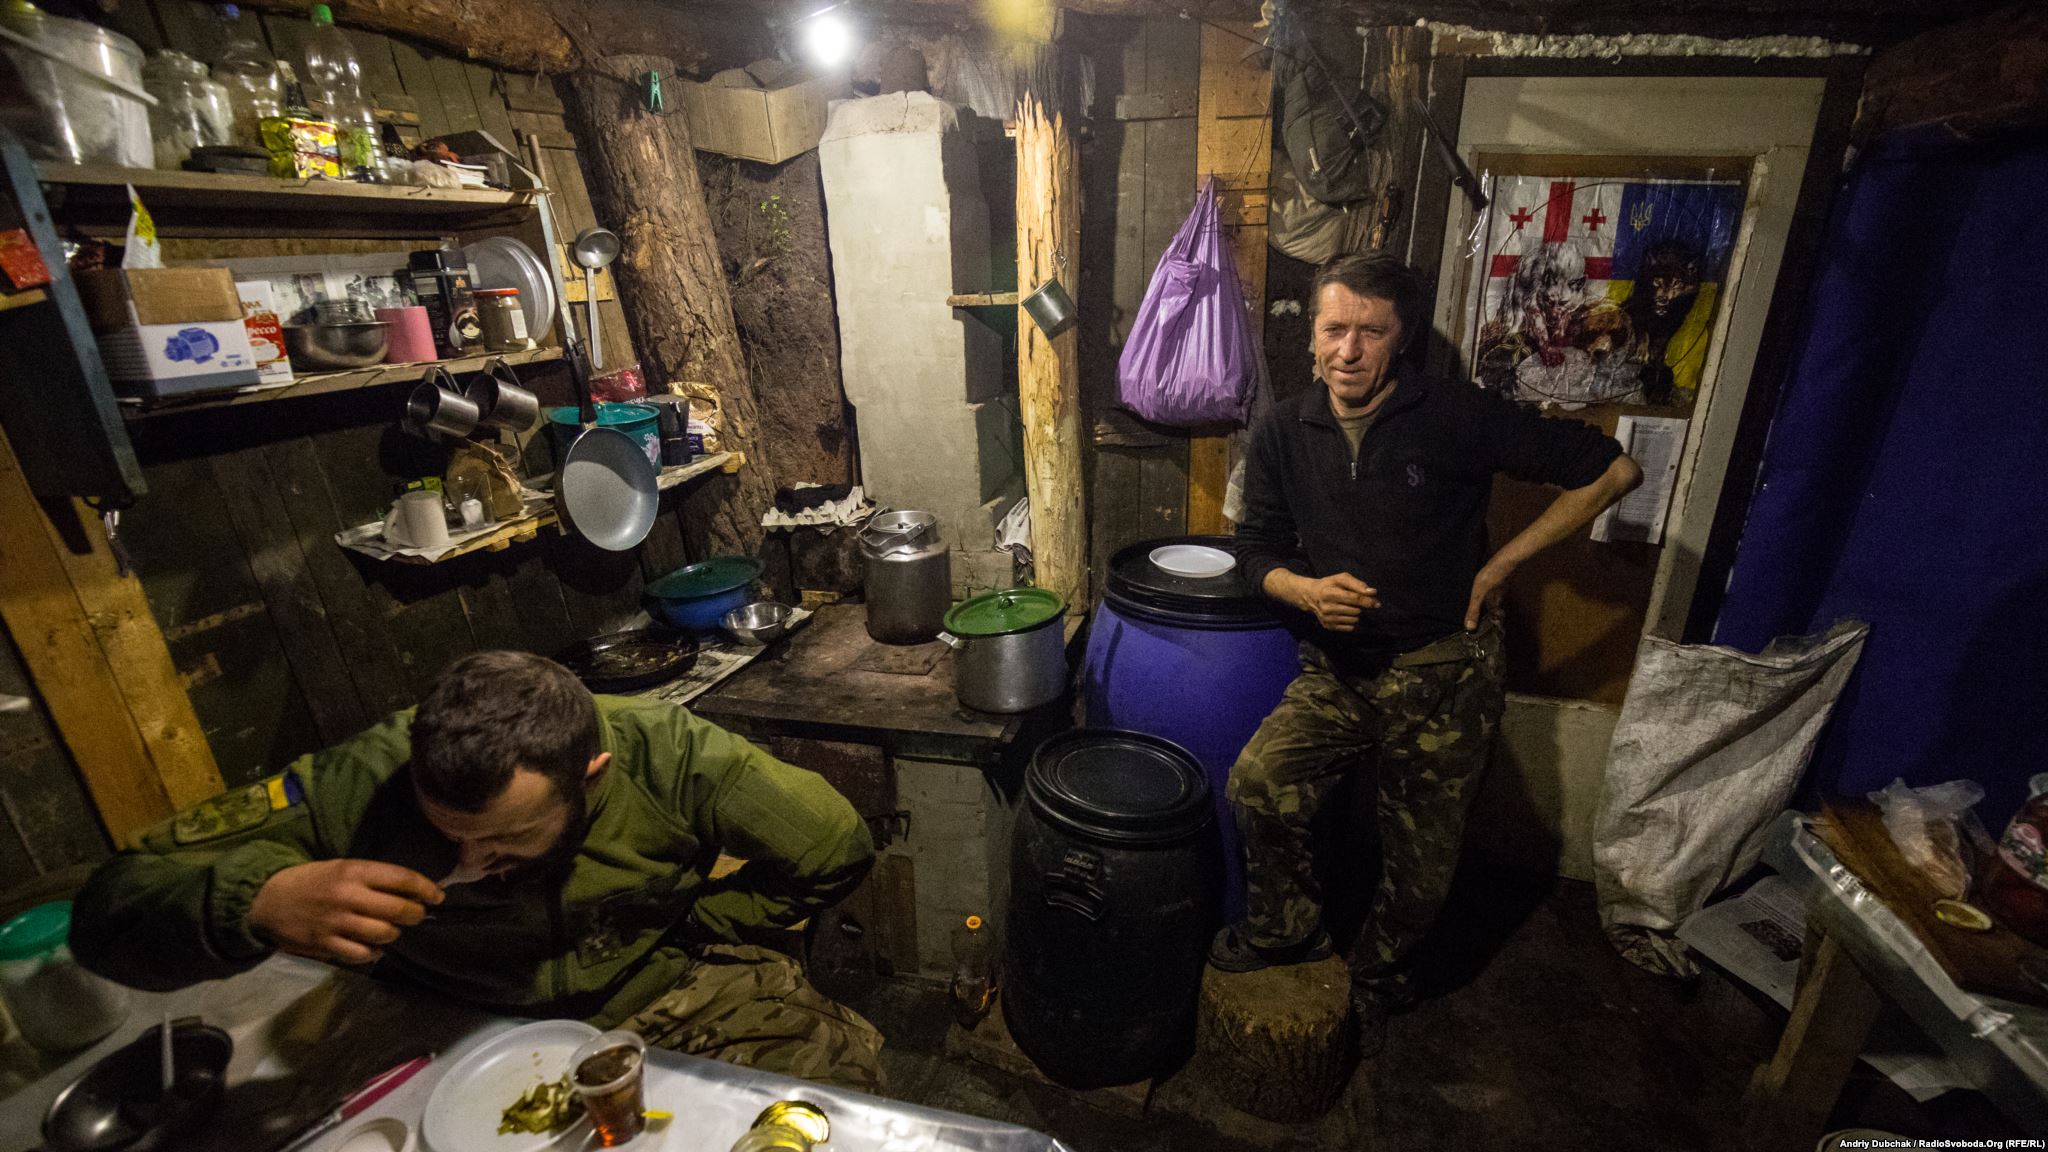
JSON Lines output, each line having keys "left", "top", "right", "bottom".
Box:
{"left": 556, "top": 339, "right": 657, "bottom": 551}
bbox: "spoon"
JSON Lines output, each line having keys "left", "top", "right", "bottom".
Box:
{"left": 571, "top": 227, "right": 620, "bottom": 373}
{"left": 159, "top": 1006, "right": 174, "bottom": 1096}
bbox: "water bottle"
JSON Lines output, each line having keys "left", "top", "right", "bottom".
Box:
{"left": 949, "top": 914, "right": 995, "bottom": 1028}
{"left": 210, "top": 6, "right": 280, "bottom": 149}
{"left": 299, "top": 3, "right": 381, "bottom": 177}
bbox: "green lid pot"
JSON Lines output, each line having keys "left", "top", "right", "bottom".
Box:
{"left": 0, "top": 901, "right": 71, "bottom": 962}
{"left": 941, "top": 588, "right": 1069, "bottom": 714}
{"left": 943, "top": 586, "right": 1065, "bottom": 637}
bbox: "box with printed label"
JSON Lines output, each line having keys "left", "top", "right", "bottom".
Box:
{"left": 235, "top": 280, "right": 294, "bottom": 386}
{"left": 92, "top": 321, "right": 261, "bottom": 398}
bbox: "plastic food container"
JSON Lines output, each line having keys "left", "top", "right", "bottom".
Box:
{"left": 142, "top": 49, "right": 231, "bottom": 168}
{"left": 0, "top": 901, "right": 130, "bottom": 1053}
{"left": 0, "top": 10, "right": 152, "bottom": 167}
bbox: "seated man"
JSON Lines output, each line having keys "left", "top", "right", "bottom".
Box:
{"left": 70, "top": 650, "right": 884, "bottom": 1091}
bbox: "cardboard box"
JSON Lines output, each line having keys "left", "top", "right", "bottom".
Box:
{"left": 681, "top": 66, "right": 850, "bottom": 165}
{"left": 235, "top": 280, "right": 294, "bottom": 387}
{"left": 77, "top": 268, "right": 260, "bottom": 399}
{"left": 77, "top": 267, "right": 245, "bottom": 329}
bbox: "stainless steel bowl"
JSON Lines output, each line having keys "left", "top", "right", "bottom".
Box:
{"left": 722, "top": 601, "right": 794, "bottom": 646}
{"left": 282, "top": 321, "right": 391, "bottom": 371}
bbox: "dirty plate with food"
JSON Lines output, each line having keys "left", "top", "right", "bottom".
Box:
{"left": 553, "top": 629, "right": 698, "bottom": 694}
{"left": 420, "top": 1019, "right": 599, "bottom": 1152}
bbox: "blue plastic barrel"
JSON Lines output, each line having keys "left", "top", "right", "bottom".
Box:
{"left": 1081, "top": 536, "right": 1303, "bottom": 921}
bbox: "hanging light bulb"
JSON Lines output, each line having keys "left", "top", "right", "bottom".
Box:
{"left": 800, "top": 8, "right": 855, "bottom": 68}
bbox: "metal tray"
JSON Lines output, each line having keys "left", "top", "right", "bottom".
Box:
{"left": 554, "top": 628, "right": 698, "bottom": 693}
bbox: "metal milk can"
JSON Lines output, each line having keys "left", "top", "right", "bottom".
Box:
{"left": 861, "top": 510, "right": 952, "bottom": 645}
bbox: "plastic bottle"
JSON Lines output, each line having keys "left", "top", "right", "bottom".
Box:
{"left": 298, "top": 3, "right": 381, "bottom": 177}
{"left": 949, "top": 914, "right": 995, "bottom": 1028}
{"left": 210, "top": 6, "right": 282, "bottom": 150}
{"left": 259, "top": 59, "right": 340, "bottom": 179}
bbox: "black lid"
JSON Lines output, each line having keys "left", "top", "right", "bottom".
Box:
{"left": 1104, "top": 535, "right": 1274, "bottom": 626}
{"left": 1025, "top": 729, "right": 1212, "bottom": 844}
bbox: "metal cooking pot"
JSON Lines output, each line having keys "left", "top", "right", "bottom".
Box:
{"left": 862, "top": 509, "right": 951, "bottom": 645}
{"left": 940, "top": 586, "right": 1067, "bottom": 714}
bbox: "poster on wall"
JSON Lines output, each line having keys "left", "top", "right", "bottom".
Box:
{"left": 1462, "top": 159, "right": 1749, "bottom": 410}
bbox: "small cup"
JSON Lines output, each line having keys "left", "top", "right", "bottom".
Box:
{"left": 405, "top": 372, "right": 481, "bottom": 439}
{"left": 382, "top": 490, "right": 450, "bottom": 550}
{"left": 569, "top": 1030, "right": 647, "bottom": 1148}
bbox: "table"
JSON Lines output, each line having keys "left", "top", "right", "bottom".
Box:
{"left": 1739, "top": 809, "right": 2048, "bottom": 1150}
{"left": 0, "top": 957, "right": 1073, "bottom": 1152}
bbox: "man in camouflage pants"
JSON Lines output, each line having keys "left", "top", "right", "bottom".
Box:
{"left": 1216, "top": 254, "right": 1640, "bottom": 1054}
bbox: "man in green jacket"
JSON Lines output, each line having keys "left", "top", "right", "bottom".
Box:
{"left": 70, "top": 650, "right": 885, "bottom": 1091}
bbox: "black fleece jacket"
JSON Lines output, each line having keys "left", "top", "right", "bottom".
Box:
{"left": 1235, "top": 364, "right": 1624, "bottom": 664}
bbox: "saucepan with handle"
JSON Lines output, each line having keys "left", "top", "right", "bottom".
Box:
{"left": 554, "top": 337, "right": 657, "bottom": 552}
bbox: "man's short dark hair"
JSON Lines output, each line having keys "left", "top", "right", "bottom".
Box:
{"left": 1308, "top": 253, "right": 1426, "bottom": 345}
{"left": 410, "top": 651, "right": 598, "bottom": 812}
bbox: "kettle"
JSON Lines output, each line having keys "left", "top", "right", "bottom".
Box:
{"left": 861, "top": 510, "right": 952, "bottom": 645}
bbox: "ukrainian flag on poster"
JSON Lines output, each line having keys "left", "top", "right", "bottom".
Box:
{"left": 1605, "top": 182, "right": 1746, "bottom": 399}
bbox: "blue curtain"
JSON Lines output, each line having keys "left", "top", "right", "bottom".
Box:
{"left": 1714, "top": 127, "right": 2048, "bottom": 825}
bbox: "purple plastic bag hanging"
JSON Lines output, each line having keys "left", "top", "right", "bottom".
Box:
{"left": 1116, "top": 179, "right": 1265, "bottom": 427}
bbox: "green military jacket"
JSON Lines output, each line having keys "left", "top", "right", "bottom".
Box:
{"left": 70, "top": 697, "right": 873, "bottom": 1029}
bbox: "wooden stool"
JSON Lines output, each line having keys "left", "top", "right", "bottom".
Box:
{"left": 1195, "top": 956, "right": 1352, "bottom": 1121}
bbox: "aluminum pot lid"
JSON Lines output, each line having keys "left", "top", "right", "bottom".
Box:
{"left": 943, "top": 586, "right": 1064, "bottom": 637}
{"left": 645, "top": 556, "right": 761, "bottom": 601}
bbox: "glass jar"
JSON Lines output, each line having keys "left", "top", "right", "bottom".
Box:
{"left": 474, "top": 288, "right": 532, "bottom": 352}
{"left": 143, "top": 49, "right": 232, "bottom": 168}
{"left": 212, "top": 33, "right": 283, "bottom": 150}
{"left": 0, "top": 902, "right": 130, "bottom": 1054}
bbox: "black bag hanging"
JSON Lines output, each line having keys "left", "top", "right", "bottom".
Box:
{"left": 1270, "top": 5, "right": 1386, "bottom": 206}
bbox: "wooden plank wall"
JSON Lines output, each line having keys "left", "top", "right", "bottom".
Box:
{"left": 0, "top": 1, "right": 689, "bottom": 867}
{"left": 1080, "top": 17, "right": 1199, "bottom": 601}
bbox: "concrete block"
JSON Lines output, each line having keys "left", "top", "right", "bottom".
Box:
{"left": 893, "top": 756, "right": 1015, "bottom": 975}
{"left": 819, "top": 91, "right": 1019, "bottom": 550}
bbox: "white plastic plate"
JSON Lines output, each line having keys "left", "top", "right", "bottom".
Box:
{"left": 1148, "top": 544, "right": 1236, "bottom": 579}
{"left": 420, "top": 1019, "right": 598, "bottom": 1152}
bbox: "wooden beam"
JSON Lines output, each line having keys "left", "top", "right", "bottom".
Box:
{"left": 1858, "top": 2, "right": 2048, "bottom": 137}
{"left": 1016, "top": 96, "right": 1088, "bottom": 611}
{"left": 1191, "top": 19, "right": 1272, "bottom": 534}
{"left": 559, "top": 55, "right": 779, "bottom": 559}
{"left": 1737, "top": 927, "right": 1884, "bottom": 1151}
{"left": 234, "top": 0, "right": 576, "bottom": 73}
{"left": 0, "top": 426, "right": 222, "bottom": 847}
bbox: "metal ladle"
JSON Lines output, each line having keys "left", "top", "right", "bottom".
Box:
{"left": 571, "top": 227, "right": 620, "bottom": 372}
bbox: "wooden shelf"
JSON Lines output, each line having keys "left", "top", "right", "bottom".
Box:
{"left": 38, "top": 163, "right": 536, "bottom": 215}
{"left": 121, "top": 347, "right": 563, "bottom": 418}
{"left": 348, "top": 452, "right": 746, "bottom": 565}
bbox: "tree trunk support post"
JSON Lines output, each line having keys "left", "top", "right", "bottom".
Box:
{"left": 1015, "top": 95, "right": 1088, "bottom": 610}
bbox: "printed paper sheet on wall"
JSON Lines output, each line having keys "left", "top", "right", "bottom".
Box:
{"left": 1466, "top": 170, "right": 1746, "bottom": 409}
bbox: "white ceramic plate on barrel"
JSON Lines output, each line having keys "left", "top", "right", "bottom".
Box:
{"left": 1149, "top": 544, "right": 1235, "bottom": 579}
{"left": 420, "top": 1019, "right": 597, "bottom": 1152}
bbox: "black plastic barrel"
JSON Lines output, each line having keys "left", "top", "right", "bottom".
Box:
{"left": 1002, "top": 729, "right": 1222, "bottom": 1088}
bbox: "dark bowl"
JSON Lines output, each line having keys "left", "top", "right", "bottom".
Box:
{"left": 44, "top": 1022, "right": 232, "bottom": 1152}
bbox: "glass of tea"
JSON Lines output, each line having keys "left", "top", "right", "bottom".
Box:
{"left": 570, "top": 1030, "right": 648, "bottom": 1147}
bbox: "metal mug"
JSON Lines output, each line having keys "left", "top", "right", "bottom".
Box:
{"left": 1021, "top": 277, "right": 1076, "bottom": 337}
{"left": 404, "top": 369, "right": 481, "bottom": 438}
{"left": 469, "top": 360, "right": 541, "bottom": 431}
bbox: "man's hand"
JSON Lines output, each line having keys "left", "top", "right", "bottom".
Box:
{"left": 1271, "top": 571, "right": 1380, "bottom": 633}
{"left": 247, "top": 859, "right": 444, "bottom": 966}
{"left": 1465, "top": 558, "right": 1513, "bottom": 630}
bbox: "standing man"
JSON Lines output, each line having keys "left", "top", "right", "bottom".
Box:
{"left": 72, "top": 650, "right": 886, "bottom": 1091}
{"left": 1209, "top": 254, "right": 1642, "bottom": 1053}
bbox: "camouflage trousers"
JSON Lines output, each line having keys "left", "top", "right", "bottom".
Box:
{"left": 618, "top": 944, "right": 886, "bottom": 1093}
{"left": 1226, "top": 615, "right": 1506, "bottom": 985}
